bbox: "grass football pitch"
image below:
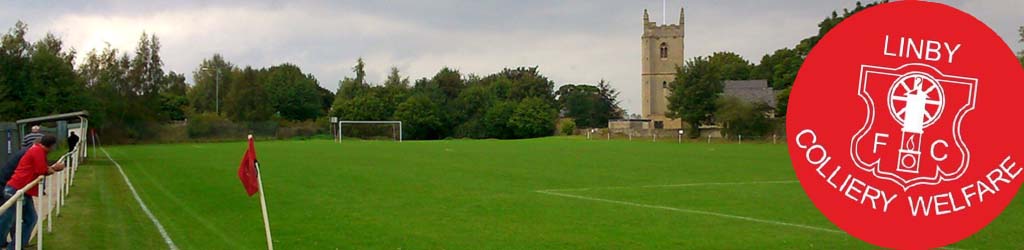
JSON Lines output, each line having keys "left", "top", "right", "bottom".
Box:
{"left": 43, "top": 137, "right": 1023, "bottom": 249}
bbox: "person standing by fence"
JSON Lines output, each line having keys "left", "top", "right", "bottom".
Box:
{"left": 0, "top": 135, "right": 65, "bottom": 249}
{"left": 20, "top": 126, "right": 43, "bottom": 149}
{"left": 67, "top": 131, "right": 79, "bottom": 153}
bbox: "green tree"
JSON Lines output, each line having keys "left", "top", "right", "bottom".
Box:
{"left": 794, "top": 1, "right": 888, "bottom": 56}
{"left": 394, "top": 94, "right": 445, "bottom": 140}
{"left": 452, "top": 83, "right": 496, "bottom": 138}
{"left": 0, "top": 21, "right": 31, "bottom": 120}
{"left": 483, "top": 101, "right": 517, "bottom": 139}
{"left": 332, "top": 62, "right": 409, "bottom": 122}
{"left": 78, "top": 45, "right": 131, "bottom": 134}
{"left": 557, "top": 80, "right": 623, "bottom": 128}
{"left": 26, "top": 33, "right": 89, "bottom": 117}
{"left": 334, "top": 93, "right": 390, "bottom": 121}
{"left": 708, "top": 52, "right": 754, "bottom": 80}
{"left": 753, "top": 48, "right": 802, "bottom": 116}
{"left": 753, "top": 48, "right": 802, "bottom": 90}
{"left": 754, "top": 1, "right": 887, "bottom": 117}
{"left": 189, "top": 54, "right": 234, "bottom": 115}
{"left": 430, "top": 67, "right": 464, "bottom": 100}
{"left": 509, "top": 97, "right": 557, "bottom": 138}
{"left": 667, "top": 56, "right": 724, "bottom": 137}
{"left": 128, "top": 33, "right": 165, "bottom": 97}
{"left": 715, "top": 96, "right": 774, "bottom": 138}
{"left": 160, "top": 70, "right": 189, "bottom": 121}
{"left": 376, "top": 67, "right": 411, "bottom": 120}
{"left": 336, "top": 58, "right": 370, "bottom": 100}
{"left": 159, "top": 93, "right": 188, "bottom": 121}
{"left": 261, "top": 63, "right": 323, "bottom": 121}
{"left": 224, "top": 67, "right": 273, "bottom": 121}
{"left": 488, "top": 67, "right": 555, "bottom": 104}
{"left": 597, "top": 80, "right": 624, "bottom": 121}
{"left": 557, "top": 84, "right": 601, "bottom": 127}
{"left": 164, "top": 71, "right": 188, "bottom": 96}
{"left": 775, "top": 88, "right": 792, "bottom": 118}
{"left": 383, "top": 67, "right": 410, "bottom": 89}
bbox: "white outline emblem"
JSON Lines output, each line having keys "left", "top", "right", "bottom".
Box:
{"left": 850, "top": 63, "right": 978, "bottom": 190}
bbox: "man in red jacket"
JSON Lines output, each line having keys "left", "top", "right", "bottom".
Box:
{"left": 0, "top": 134, "right": 64, "bottom": 249}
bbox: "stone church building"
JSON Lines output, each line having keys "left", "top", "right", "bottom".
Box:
{"left": 641, "top": 8, "right": 685, "bottom": 129}
{"left": 637, "top": 7, "right": 777, "bottom": 132}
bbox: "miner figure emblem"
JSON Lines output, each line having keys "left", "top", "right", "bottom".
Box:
{"left": 851, "top": 64, "right": 977, "bottom": 190}
{"left": 888, "top": 73, "right": 945, "bottom": 174}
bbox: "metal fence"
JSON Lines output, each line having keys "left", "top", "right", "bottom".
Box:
{"left": 581, "top": 128, "right": 788, "bottom": 144}
{"left": 0, "top": 139, "right": 84, "bottom": 250}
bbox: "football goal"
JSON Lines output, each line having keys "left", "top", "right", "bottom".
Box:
{"left": 336, "top": 120, "right": 402, "bottom": 142}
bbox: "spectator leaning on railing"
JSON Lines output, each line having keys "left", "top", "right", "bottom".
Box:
{"left": 0, "top": 135, "right": 65, "bottom": 249}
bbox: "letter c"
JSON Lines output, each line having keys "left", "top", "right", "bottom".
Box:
{"left": 796, "top": 129, "right": 817, "bottom": 149}
{"left": 931, "top": 140, "right": 949, "bottom": 161}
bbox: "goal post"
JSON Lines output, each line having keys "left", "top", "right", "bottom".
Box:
{"left": 336, "top": 120, "right": 402, "bottom": 142}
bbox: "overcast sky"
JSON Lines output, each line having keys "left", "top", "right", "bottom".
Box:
{"left": 1, "top": 0, "right": 1020, "bottom": 114}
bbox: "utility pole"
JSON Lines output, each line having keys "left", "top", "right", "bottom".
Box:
{"left": 216, "top": 68, "right": 221, "bottom": 115}
{"left": 203, "top": 66, "right": 222, "bottom": 115}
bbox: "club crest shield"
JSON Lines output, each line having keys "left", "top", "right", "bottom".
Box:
{"left": 850, "top": 63, "right": 977, "bottom": 190}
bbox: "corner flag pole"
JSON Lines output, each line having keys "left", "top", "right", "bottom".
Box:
{"left": 255, "top": 161, "right": 274, "bottom": 250}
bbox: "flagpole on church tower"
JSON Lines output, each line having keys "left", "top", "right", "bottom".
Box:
{"left": 663, "top": 0, "right": 667, "bottom": 24}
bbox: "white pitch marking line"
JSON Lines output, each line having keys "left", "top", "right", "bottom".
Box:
{"left": 536, "top": 181, "right": 968, "bottom": 250}
{"left": 538, "top": 180, "right": 800, "bottom": 193}
{"left": 101, "top": 147, "right": 179, "bottom": 250}
{"left": 535, "top": 189, "right": 843, "bottom": 234}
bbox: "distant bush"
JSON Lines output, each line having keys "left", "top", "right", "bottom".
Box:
{"left": 560, "top": 119, "right": 576, "bottom": 136}
{"left": 715, "top": 96, "right": 775, "bottom": 138}
{"left": 510, "top": 97, "right": 557, "bottom": 138}
{"left": 275, "top": 120, "right": 321, "bottom": 139}
{"left": 187, "top": 113, "right": 238, "bottom": 138}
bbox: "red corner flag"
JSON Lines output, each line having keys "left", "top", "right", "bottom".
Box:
{"left": 238, "top": 136, "right": 260, "bottom": 196}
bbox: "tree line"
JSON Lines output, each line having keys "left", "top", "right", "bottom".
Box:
{"left": 667, "top": 1, "right": 887, "bottom": 138}
{"left": 331, "top": 60, "right": 622, "bottom": 140}
{"left": 0, "top": 21, "right": 623, "bottom": 142}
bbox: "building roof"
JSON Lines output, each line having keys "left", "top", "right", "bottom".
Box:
{"left": 723, "top": 80, "right": 777, "bottom": 107}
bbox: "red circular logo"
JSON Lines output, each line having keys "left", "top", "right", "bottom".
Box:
{"left": 787, "top": 1, "right": 1024, "bottom": 248}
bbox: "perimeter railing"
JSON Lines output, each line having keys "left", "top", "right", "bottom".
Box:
{"left": 0, "top": 140, "right": 85, "bottom": 250}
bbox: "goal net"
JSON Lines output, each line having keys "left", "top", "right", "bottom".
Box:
{"left": 336, "top": 120, "right": 402, "bottom": 142}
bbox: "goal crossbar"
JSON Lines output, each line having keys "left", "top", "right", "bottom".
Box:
{"left": 337, "top": 120, "right": 402, "bottom": 142}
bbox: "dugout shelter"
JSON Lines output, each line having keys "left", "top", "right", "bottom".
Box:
{"left": 15, "top": 111, "right": 90, "bottom": 159}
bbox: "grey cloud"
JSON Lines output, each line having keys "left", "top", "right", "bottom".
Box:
{"left": 0, "top": 0, "right": 1019, "bottom": 114}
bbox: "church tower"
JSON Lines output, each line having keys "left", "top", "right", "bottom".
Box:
{"left": 641, "top": 7, "right": 684, "bottom": 129}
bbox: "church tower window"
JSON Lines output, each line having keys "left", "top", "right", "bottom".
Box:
{"left": 659, "top": 43, "right": 668, "bottom": 59}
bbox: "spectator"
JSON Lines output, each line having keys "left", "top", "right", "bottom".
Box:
{"left": 20, "top": 126, "right": 42, "bottom": 149}
{"left": 67, "top": 131, "right": 80, "bottom": 152}
{"left": 0, "top": 135, "right": 64, "bottom": 249}
{"left": 0, "top": 146, "right": 28, "bottom": 249}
